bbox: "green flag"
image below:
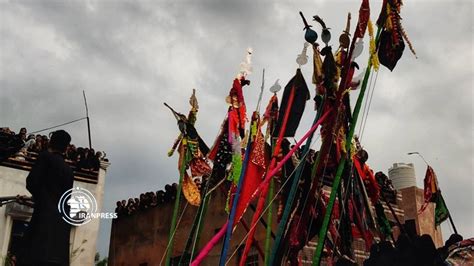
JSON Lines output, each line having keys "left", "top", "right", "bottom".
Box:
{"left": 375, "top": 202, "right": 392, "bottom": 237}
{"left": 435, "top": 194, "right": 449, "bottom": 226}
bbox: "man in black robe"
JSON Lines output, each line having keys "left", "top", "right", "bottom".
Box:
{"left": 19, "top": 130, "right": 74, "bottom": 266}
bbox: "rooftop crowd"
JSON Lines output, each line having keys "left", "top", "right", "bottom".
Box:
{"left": 0, "top": 127, "right": 106, "bottom": 171}
{"left": 115, "top": 184, "right": 182, "bottom": 217}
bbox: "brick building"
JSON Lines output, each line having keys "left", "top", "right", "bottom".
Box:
{"left": 109, "top": 185, "right": 272, "bottom": 266}
{"left": 298, "top": 184, "right": 405, "bottom": 265}
{"left": 109, "top": 162, "right": 445, "bottom": 265}
{"left": 389, "top": 163, "right": 443, "bottom": 247}
{"left": 109, "top": 179, "right": 406, "bottom": 265}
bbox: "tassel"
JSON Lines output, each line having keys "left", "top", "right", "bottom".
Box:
{"left": 385, "top": 5, "right": 393, "bottom": 31}
{"left": 395, "top": 0, "right": 403, "bottom": 12}
{"left": 400, "top": 24, "right": 417, "bottom": 58}
{"left": 368, "top": 20, "right": 380, "bottom": 71}
{"left": 312, "top": 45, "right": 324, "bottom": 85}
{"left": 229, "top": 153, "right": 243, "bottom": 184}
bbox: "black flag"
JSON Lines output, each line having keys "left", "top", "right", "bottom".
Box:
{"left": 273, "top": 68, "right": 310, "bottom": 137}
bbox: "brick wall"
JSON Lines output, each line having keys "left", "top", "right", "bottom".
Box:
{"left": 109, "top": 187, "right": 275, "bottom": 266}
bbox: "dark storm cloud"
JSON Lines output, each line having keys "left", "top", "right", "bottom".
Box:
{"left": 1, "top": 0, "right": 472, "bottom": 258}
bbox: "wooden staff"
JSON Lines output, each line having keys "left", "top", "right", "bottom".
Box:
{"left": 268, "top": 96, "right": 327, "bottom": 265}
{"left": 219, "top": 122, "right": 255, "bottom": 265}
{"left": 164, "top": 147, "right": 190, "bottom": 266}
{"left": 220, "top": 69, "right": 265, "bottom": 264}
{"left": 238, "top": 83, "right": 297, "bottom": 265}
{"left": 312, "top": 25, "right": 383, "bottom": 266}
{"left": 190, "top": 108, "right": 332, "bottom": 266}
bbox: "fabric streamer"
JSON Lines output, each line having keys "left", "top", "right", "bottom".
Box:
{"left": 268, "top": 97, "right": 326, "bottom": 266}
{"left": 239, "top": 72, "right": 301, "bottom": 265}
{"left": 233, "top": 130, "right": 268, "bottom": 225}
{"left": 161, "top": 2, "right": 419, "bottom": 265}
{"left": 191, "top": 221, "right": 228, "bottom": 266}
{"left": 219, "top": 115, "right": 256, "bottom": 266}
{"left": 190, "top": 108, "right": 332, "bottom": 266}
{"left": 312, "top": 21, "right": 382, "bottom": 266}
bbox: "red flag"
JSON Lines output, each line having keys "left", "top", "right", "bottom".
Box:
{"left": 233, "top": 129, "right": 268, "bottom": 224}
{"left": 355, "top": 0, "right": 370, "bottom": 38}
{"left": 420, "top": 165, "right": 439, "bottom": 213}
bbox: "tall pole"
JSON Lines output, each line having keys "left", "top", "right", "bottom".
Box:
{"left": 263, "top": 179, "right": 274, "bottom": 265}
{"left": 220, "top": 69, "right": 265, "bottom": 265}
{"left": 164, "top": 148, "right": 189, "bottom": 266}
{"left": 191, "top": 109, "right": 331, "bottom": 266}
{"left": 83, "top": 90, "right": 92, "bottom": 149}
{"left": 440, "top": 193, "right": 458, "bottom": 235}
{"left": 219, "top": 133, "right": 253, "bottom": 265}
{"left": 312, "top": 26, "right": 382, "bottom": 266}
{"left": 239, "top": 83, "right": 297, "bottom": 265}
{"left": 269, "top": 95, "right": 326, "bottom": 266}
{"left": 407, "top": 152, "right": 458, "bottom": 235}
{"left": 179, "top": 194, "right": 208, "bottom": 265}
{"left": 379, "top": 189, "right": 406, "bottom": 235}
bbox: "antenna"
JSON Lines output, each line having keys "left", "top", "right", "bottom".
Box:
{"left": 83, "top": 90, "right": 92, "bottom": 149}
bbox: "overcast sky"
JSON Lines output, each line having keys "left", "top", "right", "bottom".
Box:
{"left": 1, "top": 0, "right": 472, "bottom": 258}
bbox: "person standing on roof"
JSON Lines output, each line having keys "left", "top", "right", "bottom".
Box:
{"left": 18, "top": 130, "right": 74, "bottom": 266}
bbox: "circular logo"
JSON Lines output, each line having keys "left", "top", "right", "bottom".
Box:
{"left": 58, "top": 187, "right": 97, "bottom": 226}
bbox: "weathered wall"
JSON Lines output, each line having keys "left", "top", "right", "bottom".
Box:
{"left": 109, "top": 187, "right": 274, "bottom": 266}
{"left": 400, "top": 186, "right": 443, "bottom": 247}
{"left": 70, "top": 161, "right": 110, "bottom": 266}
{"left": 0, "top": 161, "right": 109, "bottom": 265}
{"left": 0, "top": 165, "right": 30, "bottom": 258}
{"left": 109, "top": 184, "right": 411, "bottom": 266}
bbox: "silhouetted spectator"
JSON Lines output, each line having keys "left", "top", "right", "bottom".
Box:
{"left": 19, "top": 129, "right": 73, "bottom": 266}
{"left": 139, "top": 194, "right": 146, "bottom": 210}
{"left": 30, "top": 135, "right": 43, "bottom": 153}
{"left": 394, "top": 234, "right": 416, "bottom": 266}
{"left": 414, "top": 234, "right": 443, "bottom": 265}
{"left": 364, "top": 241, "right": 396, "bottom": 266}
{"left": 151, "top": 193, "right": 158, "bottom": 207}
{"left": 17, "top": 128, "right": 27, "bottom": 142}
{"left": 438, "top": 233, "right": 463, "bottom": 260}
{"left": 335, "top": 256, "right": 357, "bottom": 266}
{"left": 76, "top": 148, "right": 89, "bottom": 170}
{"left": 126, "top": 198, "right": 136, "bottom": 215}
{"left": 134, "top": 198, "right": 140, "bottom": 211}
{"left": 24, "top": 134, "right": 36, "bottom": 150}
{"left": 90, "top": 150, "right": 101, "bottom": 171}
{"left": 41, "top": 135, "right": 49, "bottom": 151}
{"left": 65, "top": 145, "right": 77, "bottom": 162}
{"left": 115, "top": 201, "right": 124, "bottom": 216}
{"left": 157, "top": 190, "right": 165, "bottom": 203}
{"left": 164, "top": 184, "right": 176, "bottom": 202}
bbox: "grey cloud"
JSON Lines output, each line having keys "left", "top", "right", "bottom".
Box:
{"left": 1, "top": 0, "right": 472, "bottom": 258}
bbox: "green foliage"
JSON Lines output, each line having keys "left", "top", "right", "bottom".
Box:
{"left": 95, "top": 252, "right": 108, "bottom": 266}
